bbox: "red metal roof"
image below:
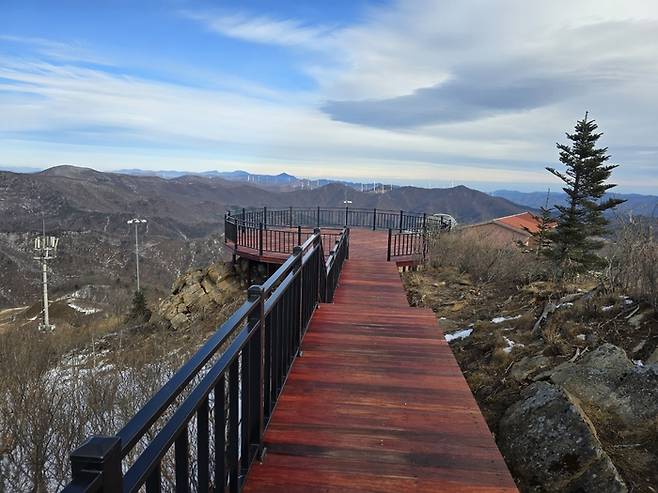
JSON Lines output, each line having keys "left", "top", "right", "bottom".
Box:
{"left": 494, "top": 212, "right": 550, "bottom": 234}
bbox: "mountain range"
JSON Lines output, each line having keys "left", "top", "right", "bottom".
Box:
{"left": 494, "top": 190, "right": 658, "bottom": 218}
{"left": 0, "top": 165, "right": 529, "bottom": 308}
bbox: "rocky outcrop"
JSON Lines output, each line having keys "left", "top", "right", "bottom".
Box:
{"left": 544, "top": 343, "right": 658, "bottom": 441}
{"left": 499, "top": 381, "right": 627, "bottom": 492}
{"left": 155, "top": 262, "right": 241, "bottom": 330}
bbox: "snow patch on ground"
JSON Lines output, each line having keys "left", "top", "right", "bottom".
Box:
{"left": 491, "top": 315, "right": 522, "bottom": 324}
{"left": 67, "top": 302, "right": 101, "bottom": 315}
{"left": 445, "top": 328, "right": 473, "bottom": 342}
{"left": 503, "top": 336, "right": 524, "bottom": 353}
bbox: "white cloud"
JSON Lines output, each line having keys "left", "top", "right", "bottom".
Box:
{"left": 180, "top": 10, "right": 336, "bottom": 48}
{"left": 2, "top": 1, "right": 658, "bottom": 191}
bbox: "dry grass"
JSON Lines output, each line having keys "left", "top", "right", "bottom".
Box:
{"left": 426, "top": 230, "right": 546, "bottom": 287}
{"left": 607, "top": 218, "right": 658, "bottom": 310}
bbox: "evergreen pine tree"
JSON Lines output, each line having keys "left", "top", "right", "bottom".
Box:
{"left": 128, "top": 289, "right": 151, "bottom": 322}
{"left": 544, "top": 113, "right": 625, "bottom": 276}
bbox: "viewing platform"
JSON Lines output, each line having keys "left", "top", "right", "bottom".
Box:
{"left": 244, "top": 229, "right": 517, "bottom": 492}
{"left": 62, "top": 209, "right": 515, "bottom": 493}
{"left": 223, "top": 206, "right": 449, "bottom": 269}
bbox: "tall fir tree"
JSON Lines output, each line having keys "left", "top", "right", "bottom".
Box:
{"left": 544, "top": 113, "right": 625, "bottom": 275}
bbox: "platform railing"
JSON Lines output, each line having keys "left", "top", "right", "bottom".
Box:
{"left": 227, "top": 207, "right": 439, "bottom": 233}
{"left": 62, "top": 228, "right": 350, "bottom": 493}
{"left": 225, "top": 207, "right": 451, "bottom": 260}
{"left": 387, "top": 228, "right": 428, "bottom": 262}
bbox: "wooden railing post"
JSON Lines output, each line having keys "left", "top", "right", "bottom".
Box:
{"left": 345, "top": 206, "right": 349, "bottom": 227}
{"left": 297, "top": 225, "right": 302, "bottom": 246}
{"left": 263, "top": 207, "right": 267, "bottom": 230}
{"left": 399, "top": 210, "right": 404, "bottom": 233}
{"left": 372, "top": 208, "right": 377, "bottom": 230}
{"left": 69, "top": 436, "right": 122, "bottom": 493}
{"left": 258, "top": 222, "right": 264, "bottom": 256}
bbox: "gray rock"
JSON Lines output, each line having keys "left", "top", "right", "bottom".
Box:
{"left": 647, "top": 347, "right": 658, "bottom": 366}
{"left": 169, "top": 313, "right": 189, "bottom": 330}
{"left": 499, "top": 381, "right": 627, "bottom": 492}
{"left": 548, "top": 344, "right": 658, "bottom": 437}
{"left": 546, "top": 344, "right": 631, "bottom": 409}
{"left": 510, "top": 355, "right": 553, "bottom": 382}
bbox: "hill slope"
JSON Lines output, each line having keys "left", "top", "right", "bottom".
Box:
{"left": 0, "top": 166, "right": 529, "bottom": 308}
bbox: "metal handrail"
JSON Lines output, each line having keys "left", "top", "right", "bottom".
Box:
{"left": 62, "top": 228, "right": 350, "bottom": 493}
{"left": 225, "top": 206, "right": 437, "bottom": 234}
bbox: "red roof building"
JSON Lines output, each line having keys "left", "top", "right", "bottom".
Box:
{"left": 461, "top": 212, "right": 555, "bottom": 247}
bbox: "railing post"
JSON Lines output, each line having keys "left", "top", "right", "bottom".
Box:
{"left": 258, "top": 222, "right": 263, "bottom": 256}
{"left": 314, "top": 228, "right": 322, "bottom": 303}
{"left": 372, "top": 208, "right": 377, "bottom": 230}
{"left": 69, "top": 436, "right": 122, "bottom": 493}
{"left": 317, "top": 206, "right": 320, "bottom": 228}
{"left": 289, "top": 206, "right": 293, "bottom": 228}
{"left": 247, "top": 286, "right": 265, "bottom": 451}
{"left": 263, "top": 206, "right": 267, "bottom": 230}
{"left": 387, "top": 228, "right": 392, "bottom": 261}
{"left": 297, "top": 225, "right": 302, "bottom": 246}
{"left": 399, "top": 210, "right": 404, "bottom": 233}
{"left": 345, "top": 206, "right": 349, "bottom": 227}
{"left": 293, "top": 246, "right": 304, "bottom": 352}
{"left": 423, "top": 212, "right": 426, "bottom": 231}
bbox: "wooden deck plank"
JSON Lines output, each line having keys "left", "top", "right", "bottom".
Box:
{"left": 243, "top": 229, "right": 517, "bottom": 492}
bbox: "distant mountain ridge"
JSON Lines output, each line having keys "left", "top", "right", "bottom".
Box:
{"left": 494, "top": 190, "right": 658, "bottom": 217}
{"left": 0, "top": 165, "right": 529, "bottom": 307}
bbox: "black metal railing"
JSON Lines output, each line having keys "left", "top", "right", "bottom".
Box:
{"left": 386, "top": 229, "right": 427, "bottom": 262}
{"left": 224, "top": 207, "right": 452, "bottom": 260}
{"left": 62, "top": 227, "right": 350, "bottom": 493}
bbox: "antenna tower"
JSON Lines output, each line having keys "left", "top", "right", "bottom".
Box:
{"left": 33, "top": 219, "right": 59, "bottom": 331}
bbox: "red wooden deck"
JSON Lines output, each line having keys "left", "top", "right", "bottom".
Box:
{"left": 243, "top": 230, "right": 517, "bottom": 492}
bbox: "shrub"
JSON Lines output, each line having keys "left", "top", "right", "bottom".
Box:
{"left": 607, "top": 218, "right": 658, "bottom": 309}
{"left": 426, "top": 230, "right": 545, "bottom": 287}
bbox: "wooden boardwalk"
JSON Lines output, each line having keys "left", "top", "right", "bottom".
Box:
{"left": 244, "top": 230, "right": 517, "bottom": 492}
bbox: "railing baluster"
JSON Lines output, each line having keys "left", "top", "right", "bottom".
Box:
{"left": 228, "top": 359, "right": 239, "bottom": 493}
{"left": 146, "top": 463, "right": 161, "bottom": 493}
{"left": 175, "top": 428, "right": 189, "bottom": 493}
{"left": 214, "top": 376, "right": 226, "bottom": 493}
{"left": 197, "top": 399, "right": 210, "bottom": 493}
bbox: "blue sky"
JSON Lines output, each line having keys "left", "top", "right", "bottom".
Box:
{"left": 1, "top": 0, "right": 658, "bottom": 192}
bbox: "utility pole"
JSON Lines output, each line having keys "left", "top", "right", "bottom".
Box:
{"left": 33, "top": 220, "right": 58, "bottom": 331}
{"left": 127, "top": 218, "right": 147, "bottom": 292}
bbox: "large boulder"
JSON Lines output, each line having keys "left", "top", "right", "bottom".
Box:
{"left": 499, "top": 381, "right": 626, "bottom": 493}
{"left": 546, "top": 344, "right": 658, "bottom": 440}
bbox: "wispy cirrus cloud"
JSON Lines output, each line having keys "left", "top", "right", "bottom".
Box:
{"left": 0, "top": 35, "right": 111, "bottom": 65}
{"left": 180, "top": 10, "right": 336, "bottom": 48}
